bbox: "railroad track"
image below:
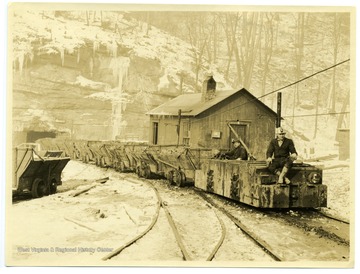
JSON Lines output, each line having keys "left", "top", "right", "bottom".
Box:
{"left": 258, "top": 207, "right": 350, "bottom": 246}
{"left": 101, "top": 176, "right": 161, "bottom": 261}
{"left": 199, "top": 191, "right": 350, "bottom": 261}
{"left": 195, "top": 190, "right": 283, "bottom": 261}
{"left": 58, "top": 162, "right": 349, "bottom": 262}
{"left": 73, "top": 172, "right": 348, "bottom": 261}
{"left": 312, "top": 209, "right": 350, "bottom": 224}
{"left": 103, "top": 176, "right": 226, "bottom": 261}
{"left": 157, "top": 185, "right": 226, "bottom": 261}
{"left": 200, "top": 188, "right": 350, "bottom": 248}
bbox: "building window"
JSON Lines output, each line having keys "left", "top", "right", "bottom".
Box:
{"left": 152, "top": 122, "right": 158, "bottom": 145}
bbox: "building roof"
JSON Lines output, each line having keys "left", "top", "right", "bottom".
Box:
{"left": 146, "top": 88, "right": 277, "bottom": 117}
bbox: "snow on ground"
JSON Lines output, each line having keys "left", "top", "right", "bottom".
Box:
{"left": 7, "top": 158, "right": 351, "bottom": 266}
{"left": 9, "top": 161, "right": 160, "bottom": 265}
{"left": 321, "top": 162, "right": 351, "bottom": 221}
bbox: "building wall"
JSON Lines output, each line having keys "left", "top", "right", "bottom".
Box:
{"left": 190, "top": 92, "right": 276, "bottom": 160}
{"left": 149, "top": 91, "right": 277, "bottom": 160}
{"left": 149, "top": 116, "right": 181, "bottom": 145}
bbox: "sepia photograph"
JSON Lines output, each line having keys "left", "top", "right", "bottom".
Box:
{"left": 3, "top": 0, "right": 357, "bottom": 270}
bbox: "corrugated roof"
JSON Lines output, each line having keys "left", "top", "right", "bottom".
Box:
{"left": 146, "top": 88, "right": 277, "bottom": 117}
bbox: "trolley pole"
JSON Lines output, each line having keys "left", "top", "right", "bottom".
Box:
{"left": 276, "top": 92, "right": 282, "bottom": 127}
{"left": 177, "top": 109, "right": 182, "bottom": 147}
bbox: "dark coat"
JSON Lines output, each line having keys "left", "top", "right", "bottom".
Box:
{"left": 266, "top": 137, "right": 297, "bottom": 159}
{"left": 225, "top": 145, "right": 248, "bottom": 160}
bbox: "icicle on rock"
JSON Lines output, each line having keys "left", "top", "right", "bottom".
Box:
{"left": 29, "top": 52, "right": 34, "bottom": 64}
{"left": 18, "top": 52, "right": 24, "bottom": 73}
{"left": 77, "top": 49, "right": 81, "bottom": 64}
{"left": 107, "top": 40, "right": 118, "bottom": 58}
{"left": 110, "top": 57, "right": 130, "bottom": 140}
{"left": 93, "top": 41, "right": 99, "bottom": 56}
{"left": 59, "top": 47, "right": 65, "bottom": 66}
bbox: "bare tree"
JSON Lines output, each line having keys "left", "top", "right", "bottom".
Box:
{"left": 260, "top": 13, "right": 275, "bottom": 97}
{"left": 86, "top": 11, "right": 90, "bottom": 26}
{"left": 313, "top": 80, "right": 321, "bottom": 139}
{"left": 218, "top": 13, "right": 241, "bottom": 82}
{"left": 212, "top": 14, "right": 218, "bottom": 63}
{"left": 292, "top": 13, "right": 305, "bottom": 127}
{"left": 238, "top": 12, "right": 263, "bottom": 89}
{"left": 203, "top": 13, "right": 222, "bottom": 64}
{"left": 328, "top": 13, "right": 342, "bottom": 113}
{"left": 337, "top": 91, "right": 349, "bottom": 129}
{"left": 185, "top": 13, "right": 209, "bottom": 91}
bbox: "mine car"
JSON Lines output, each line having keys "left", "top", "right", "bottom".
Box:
{"left": 13, "top": 143, "right": 70, "bottom": 198}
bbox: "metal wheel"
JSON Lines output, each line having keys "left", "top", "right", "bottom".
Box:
{"left": 31, "top": 178, "right": 49, "bottom": 198}
{"left": 143, "top": 164, "right": 151, "bottom": 179}
{"left": 100, "top": 158, "right": 106, "bottom": 167}
{"left": 119, "top": 162, "right": 125, "bottom": 172}
{"left": 166, "top": 170, "right": 174, "bottom": 184}
{"left": 49, "top": 178, "right": 57, "bottom": 195}
{"left": 173, "top": 170, "right": 186, "bottom": 187}
{"left": 84, "top": 154, "right": 90, "bottom": 163}
{"left": 136, "top": 165, "right": 142, "bottom": 177}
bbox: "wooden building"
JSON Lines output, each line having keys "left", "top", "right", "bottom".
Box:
{"left": 146, "top": 76, "right": 278, "bottom": 160}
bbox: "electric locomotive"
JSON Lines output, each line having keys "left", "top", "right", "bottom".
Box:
{"left": 195, "top": 159, "right": 326, "bottom": 208}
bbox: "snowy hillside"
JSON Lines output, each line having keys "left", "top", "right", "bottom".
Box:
{"left": 10, "top": 7, "right": 351, "bottom": 163}
{"left": 12, "top": 9, "right": 232, "bottom": 94}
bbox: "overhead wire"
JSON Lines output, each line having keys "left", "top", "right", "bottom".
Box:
{"left": 282, "top": 111, "right": 350, "bottom": 119}
{"left": 189, "top": 58, "right": 350, "bottom": 122}
{"left": 256, "top": 58, "right": 350, "bottom": 100}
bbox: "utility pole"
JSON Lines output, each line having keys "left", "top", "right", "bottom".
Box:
{"left": 177, "top": 109, "right": 182, "bottom": 147}
{"left": 276, "top": 92, "right": 282, "bottom": 127}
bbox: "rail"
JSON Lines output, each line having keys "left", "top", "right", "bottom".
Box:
{"left": 196, "top": 190, "right": 283, "bottom": 261}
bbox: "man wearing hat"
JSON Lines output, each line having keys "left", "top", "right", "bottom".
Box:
{"left": 266, "top": 127, "right": 298, "bottom": 184}
{"left": 223, "top": 139, "right": 248, "bottom": 160}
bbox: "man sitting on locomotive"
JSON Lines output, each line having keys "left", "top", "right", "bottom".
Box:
{"left": 223, "top": 139, "right": 248, "bottom": 160}
{"left": 266, "top": 127, "right": 298, "bottom": 184}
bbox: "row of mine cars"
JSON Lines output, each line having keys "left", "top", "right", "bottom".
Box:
{"left": 11, "top": 138, "right": 328, "bottom": 209}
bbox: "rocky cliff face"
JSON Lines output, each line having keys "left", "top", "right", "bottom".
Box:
{"left": 13, "top": 50, "right": 176, "bottom": 144}
{"left": 11, "top": 10, "right": 230, "bottom": 146}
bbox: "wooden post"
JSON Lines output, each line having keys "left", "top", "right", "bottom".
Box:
{"left": 276, "top": 92, "right": 282, "bottom": 127}
{"left": 177, "top": 109, "right": 182, "bottom": 147}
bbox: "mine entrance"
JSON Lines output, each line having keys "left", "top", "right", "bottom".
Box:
{"left": 26, "top": 131, "right": 56, "bottom": 143}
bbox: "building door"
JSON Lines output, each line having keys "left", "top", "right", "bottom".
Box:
{"left": 152, "top": 122, "right": 158, "bottom": 145}
{"left": 228, "top": 124, "right": 248, "bottom": 149}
